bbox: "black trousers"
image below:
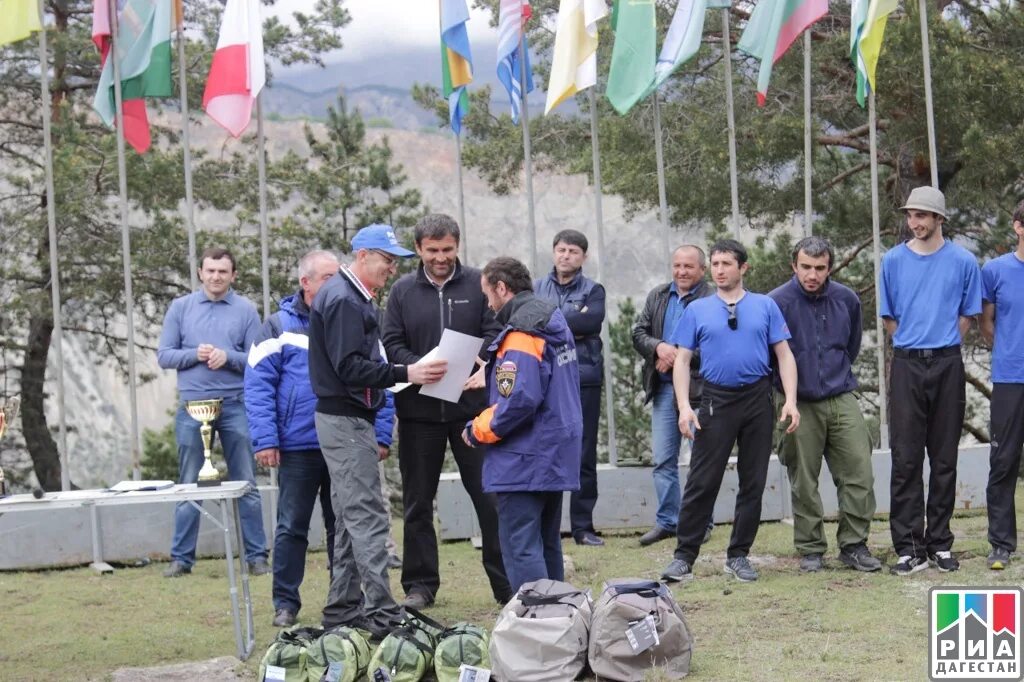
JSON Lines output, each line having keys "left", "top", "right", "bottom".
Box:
{"left": 398, "top": 419, "right": 511, "bottom": 603}
{"left": 888, "top": 350, "right": 965, "bottom": 558}
{"left": 988, "top": 383, "right": 1024, "bottom": 553}
{"left": 673, "top": 377, "right": 774, "bottom": 564}
{"left": 570, "top": 384, "right": 602, "bottom": 535}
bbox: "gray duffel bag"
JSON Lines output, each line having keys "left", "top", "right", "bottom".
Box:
{"left": 587, "top": 579, "right": 693, "bottom": 681}
{"left": 489, "top": 578, "right": 593, "bottom": 682}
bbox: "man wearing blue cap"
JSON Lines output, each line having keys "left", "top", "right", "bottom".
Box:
{"left": 308, "top": 224, "right": 448, "bottom": 638}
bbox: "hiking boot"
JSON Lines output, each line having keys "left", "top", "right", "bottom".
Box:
{"left": 929, "top": 551, "right": 960, "bottom": 573}
{"left": 890, "top": 555, "right": 928, "bottom": 576}
{"left": 988, "top": 547, "right": 1011, "bottom": 571}
{"left": 799, "top": 553, "right": 824, "bottom": 573}
{"left": 272, "top": 609, "right": 296, "bottom": 627}
{"left": 163, "top": 560, "right": 192, "bottom": 578}
{"left": 724, "top": 556, "right": 759, "bottom": 582}
{"left": 573, "top": 530, "right": 605, "bottom": 546}
{"left": 340, "top": 616, "right": 392, "bottom": 643}
{"left": 248, "top": 558, "right": 272, "bottom": 576}
{"left": 639, "top": 526, "right": 675, "bottom": 546}
{"left": 402, "top": 591, "right": 432, "bottom": 610}
{"left": 839, "top": 543, "right": 882, "bottom": 572}
{"left": 660, "top": 558, "right": 693, "bottom": 583}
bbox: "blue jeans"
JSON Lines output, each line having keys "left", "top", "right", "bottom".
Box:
{"left": 170, "top": 396, "right": 267, "bottom": 566}
{"left": 496, "top": 491, "right": 564, "bottom": 594}
{"left": 273, "top": 449, "right": 335, "bottom": 614}
{"left": 652, "top": 382, "right": 685, "bottom": 532}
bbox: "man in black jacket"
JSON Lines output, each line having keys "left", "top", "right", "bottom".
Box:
{"left": 632, "top": 245, "right": 714, "bottom": 546}
{"left": 382, "top": 214, "right": 512, "bottom": 609}
{"left": 309, "top": 223, "right": 447, "bottom": 638}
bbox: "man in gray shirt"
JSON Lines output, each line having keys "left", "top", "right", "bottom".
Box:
{"left": 157, "top": 247, "right": 269, "bottom": 578}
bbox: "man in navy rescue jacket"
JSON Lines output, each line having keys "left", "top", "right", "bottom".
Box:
{"left": 463, "top": 257, "right": 583, "bottom": 593}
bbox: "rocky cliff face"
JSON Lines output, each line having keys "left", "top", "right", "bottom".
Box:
{"left": 3, "top": 120, "right": 731, "bottom": 490}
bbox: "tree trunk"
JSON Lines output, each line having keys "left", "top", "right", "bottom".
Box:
{"left": 21, "top": 312, "right": 63, "bottom": 491}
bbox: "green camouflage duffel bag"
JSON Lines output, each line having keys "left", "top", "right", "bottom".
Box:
{"left": 306, "top": 625, "right": 372, "bottom": 682}
{"left": 259, "top": 625, "right": 323, "bottom": 682}
{"left": 434, "top": 623, "right": 490, "bottom": 682}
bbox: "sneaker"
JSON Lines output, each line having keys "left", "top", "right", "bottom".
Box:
{"left": 724, "top": 556, "right": 759, "bottom": 582}
{"left": 988, "top": 547, "right": 1011, "bottom": 571}
{"left": 890, "top": 555, "right": 928, "bottom": 576}
{"left": 162, "top": 560, "right": 192, "bottom": 578}
{"left": 838, "top": 543, "right": 882, "bottom": 572}
{"left": 929, "top": 551, "right": 960, "bottom": 573}
{"left": 799, "top": 553, "right": 824, "bottom": 573}
{"left": 401, "top": 591, "right": 432, "bottom": 610}
{"left": 272, "top": 608, "right": 296, "bottom": 627}
{"left": 660, "top": 558, "right": 693, "bottom": 583}
{"left": 248, "top": 558, "right": 272, "bottom": 576}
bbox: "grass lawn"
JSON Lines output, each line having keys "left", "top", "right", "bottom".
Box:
{"left": 2, "top": 491, "right": 1022, "bottom": 681}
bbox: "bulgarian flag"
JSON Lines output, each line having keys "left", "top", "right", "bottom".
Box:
{"left": 736, "top": 0, "right": 828, "bottom": 105}
{"left": 92, "top": 0, "right": 174, "bottom": 154}
{"left": 0, "top": 0, "right": 42, "bottom": 47}
{"left": 203, "top": 0, "right": 265, "bottom": 137}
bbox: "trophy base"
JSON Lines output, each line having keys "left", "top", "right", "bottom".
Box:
{"left": 197, "top": 478, "right": 222, "bottom": 488}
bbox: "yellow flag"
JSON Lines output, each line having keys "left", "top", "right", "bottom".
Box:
{"left": 858, "top": 0, "right": 898, "bottom": 98}
{"left": 0, "top": 0, "right": 42, "bottom": 47}
{"left": 544, "top": 0, "right": 609, "bottom": 114}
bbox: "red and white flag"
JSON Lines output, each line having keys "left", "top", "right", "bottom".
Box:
{"left": 202, "top": 0, "right": 264, "bottom": 137}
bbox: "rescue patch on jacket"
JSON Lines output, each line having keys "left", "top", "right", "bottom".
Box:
{"left": 496, "top": 360, "right": 517, "bottom": 397}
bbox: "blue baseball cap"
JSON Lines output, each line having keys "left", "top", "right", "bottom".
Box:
{"left": 351, "top": 224, "right": 415, "bottom": 257}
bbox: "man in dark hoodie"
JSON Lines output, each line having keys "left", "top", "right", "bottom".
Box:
{"left": 463, "top": 257, "right": 583, "bottom": 593}
{"left": 382, "top": 214, "right": 511, "bottom": 609}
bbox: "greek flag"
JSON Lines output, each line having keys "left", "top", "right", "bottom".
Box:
{"left": 496, "top": 0, "right": 534, "bottom": 124}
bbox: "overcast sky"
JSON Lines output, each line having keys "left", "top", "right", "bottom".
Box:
{"left": 280, "top": 0, "right": 497, "bottom": 61}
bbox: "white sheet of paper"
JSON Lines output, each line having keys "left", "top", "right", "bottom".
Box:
{"left": 418, "top": 329, "right": 485, "bottom": 403}
{"left": 388, "top": 347, "right": 438, "bottom": 393}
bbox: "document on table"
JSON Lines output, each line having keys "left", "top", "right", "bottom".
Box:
{"left": 107, "top": 480, "right": 175, "bottom": 492}
{"left": 388, "top": 347, "right": 438, "bottom": 393}
{"left": 419, "top": 329, "right": 485, "bottom": 403}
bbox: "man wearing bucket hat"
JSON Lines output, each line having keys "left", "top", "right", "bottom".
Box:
{"left": 308, "top": 223, "right": 449, "bottom": 638}
{"left": 879, "top": 186, "right": 982, "bottom": 576}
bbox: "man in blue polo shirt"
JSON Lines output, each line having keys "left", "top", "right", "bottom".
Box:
{"left": 660, "top": 239, "right": 800, "bottom": 583}
{"left": 880, "top": 186, "right": 982, "bottom": 576}
{"left": 979, "top": 200, "right": 1024, "bottom": 571}
{"left": 157, "top": 246, "right": 269, "bottom": 578}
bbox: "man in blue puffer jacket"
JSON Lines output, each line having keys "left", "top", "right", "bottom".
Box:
{"left": 463, "top": 257, "right": 583, "bottom": 593}
{"left": 245, "top": 250, "right": 397, "bottom": 628}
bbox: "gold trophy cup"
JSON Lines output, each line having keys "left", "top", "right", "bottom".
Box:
{"left": 185, "top": 399, "right": 223, "bottom": 487}
{"left": 0, "top": 397, "right": 20, "bottom": 498}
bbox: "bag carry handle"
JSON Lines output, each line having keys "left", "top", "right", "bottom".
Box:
{"left": 518, "top": 590, "right": 585, "bottom": 607}
{"left": 606, "top": 581, "right": 669, "bottom": 599}
{"left": 389, "top": 625, "right": 436, "bottom": 655}
{"left": 404, "top": 607, "right": 446, "bottom": 633}
{"left": 281, "top": 626, "right": 324, "bottom": 644}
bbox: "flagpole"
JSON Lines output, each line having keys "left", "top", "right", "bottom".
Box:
{"left": 868, "top": 91, "right": 889, "bottom": 450}
{"left": 721, "top": 9, "right": 740, "bottom": 238}
{"left": 176, "top": 12, "right": 198, "bottom": 290}
{"left": 519, "top": 25, "right": 538, "bottom": 277}
{"left": 803, "top": 30, "right": 813, "bottom": 237}
{"left": 256, "top": 93, "right": 278, "bottom": 523}
{"left": 38, "top": 0, "right": 69, "bottom": 491}
{"left": 917, "top": 0, "right": 939, "bottom": 188}
{"left": 653, "top": 91, "right": 671, "bottom": 260}
{"left": 588, "top": 89, "right": 618, "bottom": 466}
{"left": 109, "top": 0, "right": 143, "bottom": 480}
{"left": 455, "top": 132, "right": 468, "bottom": 264}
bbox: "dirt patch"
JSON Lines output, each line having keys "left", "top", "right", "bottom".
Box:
{"left": 106, "top": 657, "right": 248, "bottom": 681}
